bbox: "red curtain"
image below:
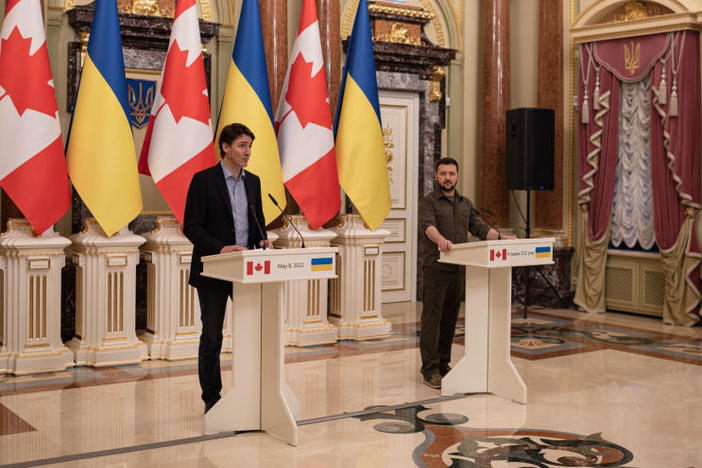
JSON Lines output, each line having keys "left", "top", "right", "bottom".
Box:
{"left": 577, "top": 44, "right": 620, "bottom": 242}
{"left": 649, "top": 31, "right": 701, "bottom": 249}
{"left": 649, "top": 31, "right": 702, "bottom": 308}
{"left": 577, "top": 31, "right": 702, "bottom": 322}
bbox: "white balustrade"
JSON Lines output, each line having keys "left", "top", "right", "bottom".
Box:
{"left": 330, "top": 215, "right": 392, "bottom": 340}
{"left": 272, "top": 215, "right": 337, "bottom": 346}
{"left": 0, "top": 219, "right": 73, "bottom": 374}
{"left": 139, "top": 216, "right": 200, "bottom": 360}
{"left": 66, "top": 218, "right": 147, "bottom": 366}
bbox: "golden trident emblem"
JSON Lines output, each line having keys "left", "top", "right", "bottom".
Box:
{"left": 128, "top": 81, "right": 155, "bottom": 128}
{"left": 624, "top": 40, "right": 641, "bottom": 75}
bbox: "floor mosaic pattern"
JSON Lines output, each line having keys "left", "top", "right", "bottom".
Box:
{"left": 509, "top": 311, "right": 702, "bottom": 364}
{"left": 1, "top": 309, "right": 701, "bottom": 398}
{"left": 357, "top": 404, "right": 635, "bottom": 467}
{"left": 0, "top": 307, "right": 701, "bottom": 467}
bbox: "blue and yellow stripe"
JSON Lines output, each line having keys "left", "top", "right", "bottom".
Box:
{"left": 311, "top": 257, "right": 334, "bottom": 272}
{"left": 535, "top": 246, "right": 552, "bottom": 258}
{"left": 333, "top": 0, "right": 390, "bottom": 231}
{"left": 66, "top": 0, "right": 142, "bottom": 236}
{"left": 216, "top": 0, "right": 285, "bottom": 224}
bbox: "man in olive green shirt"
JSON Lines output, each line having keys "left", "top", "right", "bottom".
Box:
{"left": 418, "top": 157, "right": 513, "bottom": 389}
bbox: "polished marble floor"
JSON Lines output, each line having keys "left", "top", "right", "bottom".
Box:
{"left": 1, "top": 303, "right": 701, "bottom": 467}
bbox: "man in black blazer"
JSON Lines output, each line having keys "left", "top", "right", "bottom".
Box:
{"left": 183, "top": 122, "right": 272, "bottom": 413}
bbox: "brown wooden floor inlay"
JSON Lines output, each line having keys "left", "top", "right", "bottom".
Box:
{"left": 0, "top": 402, "right": 35, "bottom": 436}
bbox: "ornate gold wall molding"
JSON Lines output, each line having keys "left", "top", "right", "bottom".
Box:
{"left": 429, "top": 65, "right": 445, "bottom": 101}
{"left": 594, "top": 1, "right": 673, "bottom": 24}
{"left": 341, "top": 0, "right": 449, "bottom": 48}
{"left": 368, "top": 2, "right": 434, "bottom": 19}
{"left": 64, "top": 0, "right": 213, "bottom": 21}
{"left": 374, "top": 22, "right": 423, "bottom": 45}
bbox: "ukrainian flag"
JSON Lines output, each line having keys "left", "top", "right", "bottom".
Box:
{"left": 66, "top": 0, "right": 142, "bottom": 236}
{"left": 311, "top": 257, "right": 334, "bottom": 272}
{"left": 216, "top": 0, "right": 285, "bottom": 224}
{"left": 535, "top": 246, "right": 552, "bottom": 258}
{"left": 334, "top": 0, "right": 390, "bottom": 231}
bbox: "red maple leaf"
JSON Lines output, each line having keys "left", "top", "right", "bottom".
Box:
{"left": 285, "top": 54, "right": 332, "bottom": 129}
{"left": 0, "top": 27, "right": 57, "bottom": 117}
{"left": 159, "top": 40, "right": 210, "bottom": 124}
{"left": 255, "top": 263, "right": 263, "bottom": 272}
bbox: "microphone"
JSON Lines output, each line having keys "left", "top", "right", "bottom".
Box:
{"left": 268, "top": 193, "right": 305, "bottom": 248}
{"left": 477, "top": 207, "right": 504, "bottom": 241}
{"left": 248, "top": 203, "right": 267, "bottom": 249}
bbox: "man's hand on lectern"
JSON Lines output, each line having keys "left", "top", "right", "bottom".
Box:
{"left": 437, "top": 237, "right": 453, "bottom": 252}
{"left": 220, "top": 245, "right": 248, "bottom": 254}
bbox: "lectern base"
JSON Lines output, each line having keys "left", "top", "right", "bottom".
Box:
{"left": 200, "top": 247, "right": 338, "bottom": 446}
{"left": 440, "top": 266, "right": 527, "bottom": 404}
{"left": 204, "top": 282, "right": 298, "bottom": 446}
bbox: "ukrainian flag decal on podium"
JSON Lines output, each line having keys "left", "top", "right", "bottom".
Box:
{"left": 535, "top": 246, "right": 552, "bottom": 258}
{"left": 311, "top": 257, "right": 334, "bottom": 272}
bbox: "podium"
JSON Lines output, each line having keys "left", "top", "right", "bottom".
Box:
{"left": 200, "top": 247, "right": 337, "bottom": 445}
{"left": 439, "top": 238, "right": 554, "bottom": 403}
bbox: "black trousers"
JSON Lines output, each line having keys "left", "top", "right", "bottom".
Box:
{"left": 420, "top": 267, "right": 463, "bottom": 378}
{"left": 196, "top": 287, "right": 230, "bottom": 406}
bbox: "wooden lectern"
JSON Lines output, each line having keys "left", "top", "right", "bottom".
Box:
{"left": 200, "top": 247, "right": 337, "bottom": 445}
{"left": 439, "top": 238, "right": 554, "bottom": 403}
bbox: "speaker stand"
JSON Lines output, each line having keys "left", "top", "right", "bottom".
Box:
{"left": 521, "top": 190, "right": 568, "bottom": 318}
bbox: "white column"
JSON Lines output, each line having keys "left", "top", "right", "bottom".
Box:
{"left": 66, "top": 218, "right": 147, "bottom": 366}
{"left": 0, "top": 219, "right": 73, "bottom": 375}
{"left": 272, "top": 215, "right": 337, "bottom": 346}
{"left": 139, "top": 216, "right": 200, "bottom": 360}
{"left": 330, "top": 214, "right": 392, "bottom": 340}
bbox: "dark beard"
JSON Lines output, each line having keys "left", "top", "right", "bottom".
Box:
{"left": 439, "top": 181, "right": 456, "bottom": 193}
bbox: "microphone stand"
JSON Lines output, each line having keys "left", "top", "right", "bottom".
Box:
{"left": 268, "top": 193, "right": 305, "bottom": 248}
{"left": 249, "top": 203, "right": 267, "bottom": 249}
{"left": 521, "top": 190, "right": 567, "bottom": 318}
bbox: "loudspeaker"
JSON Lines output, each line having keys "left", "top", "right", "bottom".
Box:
{"left": 505, "top": 108, "right": 554, "bottom": 191}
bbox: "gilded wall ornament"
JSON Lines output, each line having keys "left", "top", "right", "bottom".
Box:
{"left": 594, "top": 1, "right": 673, "bottom": 24}
{"left": 374, "top": 23, "right": 422, "bottom": 46}
{"left": 65, "top": 0, "right": 212, "bottom": 21}
{"left": 429, "top": 65, "right": 445, "bottom": 102}
{"left": 382, "top": 126, "right": 395, "bottom": 185}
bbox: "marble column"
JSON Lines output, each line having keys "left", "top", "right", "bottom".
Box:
{"left": 480, "top": 0, "right": 510, "bottom": 227}
{"left": 260, "top": 0, "right": 288, "bottom": 108}
{"left": 534, "top": 0, "right": 564, "bottom": 233}
{"left": 317, "top": 0, "right": 340, "bottom": 114}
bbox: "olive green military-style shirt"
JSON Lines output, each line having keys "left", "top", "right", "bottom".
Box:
{"left": 418, "top": 188, "right": 491, "bottom": 271}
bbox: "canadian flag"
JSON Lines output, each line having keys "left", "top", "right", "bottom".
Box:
{"left": 246, "top": 260, "right": 270, "bottom": 276}
{"left": 490, "top": 248, "right": 507, "bottom": 261}
{"left": 274, "top": 0, "right": 340, "bottom": 230}
{"left": 138, "top": 0, "right": 216, "bottom": 225}
{"left": 0, "top": 0, "right": 70, "bottom": 234}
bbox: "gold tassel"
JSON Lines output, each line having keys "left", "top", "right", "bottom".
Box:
{"left": 669, "top": 88, "right": 679, "bottom": 117}
{"left": 582, "top": 94, "right": 590, "bottom": 124}
{"left": 659, "top": 75, "right": 667, "bottom": 105}
{"left": 593, "top": 83, "right": 600, "bottom": 110}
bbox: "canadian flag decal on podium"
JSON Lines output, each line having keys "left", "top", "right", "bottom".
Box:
{"left": 247, "top": 260, "right": 271, "bottom": 276}
{"left": 490, "top": 248, "right": 507, "bottom": 261}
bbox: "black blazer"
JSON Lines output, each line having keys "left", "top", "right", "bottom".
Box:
{"left": 183, "top": 163, "right": 267, "bottom": 292}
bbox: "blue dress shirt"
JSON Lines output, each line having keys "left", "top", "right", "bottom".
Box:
{"left": 221, "top": 162, "right": 249, "bottom": 248}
